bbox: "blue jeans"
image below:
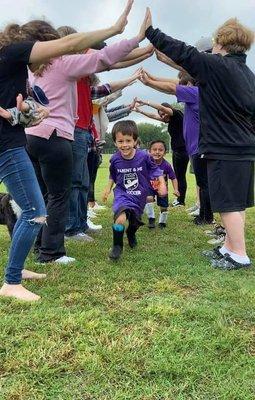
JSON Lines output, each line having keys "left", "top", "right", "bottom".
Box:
{"left": 0, "top": 148, "right": 46, "bottom": 284}
{"left": 65, "top": 128, "right": 92, "bottom": 236}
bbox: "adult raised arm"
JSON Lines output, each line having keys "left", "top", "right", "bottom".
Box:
{"left": 155, "top": 49, "right": 186, "bottom": 72}
{"left": 139, "top": 70, "right": 178, "bottom": 95}
{"left": 108, "top": 68, "right": 142, "bottom": 92}
{"left": 134, "top": 106, "right": 163, "bottom": 122}
{"left": 135, "top": 98, "right": 174, "bottom": 116}
{"left": 29, "top": 0, "right": 135, "bottom": 65}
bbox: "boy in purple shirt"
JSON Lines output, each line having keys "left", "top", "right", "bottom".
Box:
{"left": 145, "top": 140, "right": 179, "bottom": 228}
{"left": 103, "top": 120, "right": 166, "bottom": 260}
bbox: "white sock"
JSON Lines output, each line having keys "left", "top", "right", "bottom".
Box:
{"left": 159, "top": 211, "right": 168, "bottom": 224}
{"left": 145, "top": 203, "right": 155, "bottom": 219}
{"left": 230, "top": 251, "right": 250, "bottom": 265}
{"left": 219, "top": 245, "right": 230, "bottom": 256}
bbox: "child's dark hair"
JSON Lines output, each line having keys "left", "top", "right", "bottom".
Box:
{"left": 149, "top": 140, "right": 167, "bottom": 152}
{"left": 178, "top": 71, "right": 197, "bottom": 86}
{"left": 158, "top": 102, "right": 173, "bottom": 115}
{"left": 112, "top": 120, "right": 138, "bottom": 142}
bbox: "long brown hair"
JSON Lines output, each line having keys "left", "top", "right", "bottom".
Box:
{"left": 0, "top": 20, "right": 60, "bottom": 75}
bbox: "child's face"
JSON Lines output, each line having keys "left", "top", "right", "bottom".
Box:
{"left": 158, "top": 110, "right": 170, "bottom": 123}
{"left": 149, "top": 142, "right": 166, "bottom": 162}
{"left": 115, "top": 132, "right": 137, "bottom": 159}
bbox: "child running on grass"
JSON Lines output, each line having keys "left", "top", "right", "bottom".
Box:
{"left": 102, "top": 120, "right": 167, "bottom": 260}
{"left": 145, "top": 140, "right": 179, "bottom": 229}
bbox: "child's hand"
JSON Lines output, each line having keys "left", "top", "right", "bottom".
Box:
{"left": 173, "top": 189, "right": 180, "bottom": 197}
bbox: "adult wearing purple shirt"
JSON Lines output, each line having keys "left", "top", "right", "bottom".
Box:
{"left": 176, "top": 74, "right": 214, "bottom": 225}
{"left": 139, "top": 69, "right": 214, "bottom": 224}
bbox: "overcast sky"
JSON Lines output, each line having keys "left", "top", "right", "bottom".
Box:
{"left": 1, "top": 0, "right": 254, "bottom": 125}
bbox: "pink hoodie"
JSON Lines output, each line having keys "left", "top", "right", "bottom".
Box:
{"left": 26, "top": 37, "right": 139, "bottom": 139}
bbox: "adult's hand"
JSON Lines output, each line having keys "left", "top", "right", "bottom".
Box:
{"left": 137, "top": 7, "right": 152, "bottom": 42}
{"left": 113, "top": 0, "right": 134, "bottom": 35}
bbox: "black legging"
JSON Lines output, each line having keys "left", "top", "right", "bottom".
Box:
{"left": 172, "top": 150, "right": 189, "bottom": 205}
{"left": 87, "top": 148, "right": 101, "bottom": 203}
{"left": 26, "top": 132, "right": 73, "bottom": 262}
{"left": 192, "top": 154, "right": 213, "bottom": 222}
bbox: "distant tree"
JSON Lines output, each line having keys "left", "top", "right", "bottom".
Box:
{"left": 137, "top": 122, "right": 169, "bottom": 150}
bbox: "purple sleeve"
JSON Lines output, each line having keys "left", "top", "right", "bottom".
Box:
{"left": 166, "top": 163, "right": 176, "bottom": 180}
{"left": 61, "top": 37, "right": 139, "bottom": 80}
{"left": 109, "top": 158, "right": 116, "bottom": 182}
{"left": 176, "top": 85, "right": 199, "bottom": 104}
{"left": 145, "top": 153, "right": 164, "bottom": 179}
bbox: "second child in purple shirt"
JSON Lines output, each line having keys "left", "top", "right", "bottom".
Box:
{"left": 145, "top": 140, "right": 179, "bottom": 229}
{"left": 103, "top": 120, "right": 166, "bottom": 261}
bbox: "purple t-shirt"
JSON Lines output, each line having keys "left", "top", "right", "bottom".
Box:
{"left": 159, "top": 159, "right": 176, "bottom": 182}
{"left": 110, "top": 149, "right": 163, "bottom": 216}
{"left": 176, "top": 85, "right": 199, "bottom": 156}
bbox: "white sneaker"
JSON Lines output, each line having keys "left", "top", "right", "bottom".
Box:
{"left": 87, "top": 209, "right": 97, "bottom": 219}
{"left": 65, "top": 233, "right": 94, "bottom": 242}
{"left": 189, "top": 208, "right": 200, "bottom": 216}
{"left": 54, "top": 256, "right": 76, "bottom": 264}
{"left": 87, "top": 219, "right": 102, "bottom": 231}
{"left": 186, "top": 204, "right": 199, "bottom": 213}
{"left": 90, "top": 202, "right": 106, "bottom": 211}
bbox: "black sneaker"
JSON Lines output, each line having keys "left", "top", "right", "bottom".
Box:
{"left": 148, "top": 218, "right": 156, "bottom": 229}
{"left": 158, "top": 222, "right": 166, "bottom": 229}
{"left": 212, "top": 254, "right": 252, "bottom": 270}
{"left": 194, "top": 216, "right": 214, "bottom": 226}
{"left": 126, "top": 230, "right": 137, "bottom": 248}
{"left": 109, "top": 245, "right": 123, "bottom": 260}
{"left": 202, "top": 246, "right": 223, "bottom": 260}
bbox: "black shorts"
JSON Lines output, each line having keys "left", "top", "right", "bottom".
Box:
{"left": 148, "top": 188, "right": 169, "bottom": 208}
{"left": 207, "top": 159, "right": 254, "bottom": 212}
{"left": 114, "top": 207, "right": 144, "bottom": 228}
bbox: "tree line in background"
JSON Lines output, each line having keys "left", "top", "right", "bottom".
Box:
{"left": 103, "top": 122, "right": 169, "bottom": 154}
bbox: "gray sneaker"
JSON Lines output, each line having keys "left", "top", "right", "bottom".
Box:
{"left": 212, "top": 254, "right": 252, "bottom": 270}
{"left": 207, "top": 234, "right": 225, "bottom": 245}
{"left": 202, "top": 246, "right": 223, "bottom": 260}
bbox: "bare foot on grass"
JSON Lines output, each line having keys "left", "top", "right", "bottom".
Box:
{"left": 0, "top": 283, "right": 40, "bottom": 301}
{"left": 22, "top": 269, "right": 46, "bottom": 280}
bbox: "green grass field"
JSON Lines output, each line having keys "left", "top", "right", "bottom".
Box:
{"left": 0, "top": 155, "right": 254, "bottom": 400}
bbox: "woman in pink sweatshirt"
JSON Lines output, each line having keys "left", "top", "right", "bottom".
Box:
{"left": 0, "top": 0, "right": 154, "bottom": 301}
{"left": 25, "top": 15, "right": 147, "bottom": 265}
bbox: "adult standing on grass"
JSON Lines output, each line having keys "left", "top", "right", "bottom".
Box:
{"left": 138, "top": 68, "right": 214, "bottom": 226}
{"left": 144, "top": 11, "right": 255, "bottom": 270}
{"left": 0, "top": 0, "right": 144, "bottom": 301}
{"left": 25, "top": 6, "right": 151, "bottom": 265}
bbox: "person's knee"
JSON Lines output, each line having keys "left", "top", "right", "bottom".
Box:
{"left": 115, "top": 213, "right": 126, "bottom": 225}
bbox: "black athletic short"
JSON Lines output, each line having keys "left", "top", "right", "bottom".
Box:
{"left": 207, "top": 159, "right": 254, "bottom": 213}
{"left": 114, "top": 207, "right": 144, "bottom": 228}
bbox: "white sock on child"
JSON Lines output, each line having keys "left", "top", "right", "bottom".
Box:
{"left": 159, "top": 211, "right": 168, "bottom": 224}
{"left": 145, "top": 203, "right": 155, "bottom": 219}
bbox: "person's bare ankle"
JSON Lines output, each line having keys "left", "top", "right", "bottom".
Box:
{"left": 0, "top": 283, "right": 40, "bottom": 301}
{"left": 22, "top": 269, "right": 46, "bottom": 280}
